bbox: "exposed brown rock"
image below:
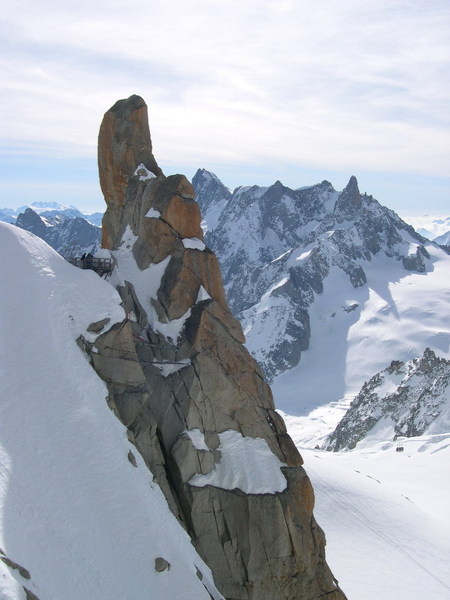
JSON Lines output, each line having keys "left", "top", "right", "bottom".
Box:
{"left": 98, "top": 94, "right": 164, "bottom": 248}
{"left": 90, "top": 96, "right": 346, "bottom": 600}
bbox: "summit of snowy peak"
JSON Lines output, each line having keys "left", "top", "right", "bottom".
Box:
{"left": 333, "top": 175, "right": 361, "bottom": 223}
{"left": 434, "top": 230, "right": 450, "bottom": 246}
{"left": 193, "top": 169, "right": 231, "bottom": 233}
{"left": 15, "top": 206, "right": 101, "bottom": 258}
{"left": 16, "top": 207, "right": 48, "bottom": 238}
{"left": 193, "top": 168, "right": 227, "bottom": 186}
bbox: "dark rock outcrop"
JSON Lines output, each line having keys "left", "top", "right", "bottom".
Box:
{"left": 89, "top": 95, "right": 346, "bottom": 600}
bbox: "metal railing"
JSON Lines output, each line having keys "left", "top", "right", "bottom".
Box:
{"left": 66, "top": 257, "right": 113, "bottom": 276}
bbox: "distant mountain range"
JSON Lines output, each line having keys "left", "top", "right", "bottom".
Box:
{"left": 192, "top": 168, "right": 450, "bottom": 447}
{"left": 1, "top": 202, "right": 102, "bottom": 257}
{"left": 16, "top": 208, "right": 101, "bottom": 257}
{"left": 0, "top": 201, "right": 103, "bottom": 226}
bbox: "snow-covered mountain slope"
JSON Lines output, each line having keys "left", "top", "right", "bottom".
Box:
{"left": 326, "top": 348, "right": 450, "bottom": 451}
{"left": 193, "top": 170, "right": 450, "bottom": 429}
{"left": 15, "top": 207, "right": 101, "bottom": 257}
{"left": 295, "top": 438, "right": 450, "bottom": 600}
{"left": 434, "top": 230, "right": 450, "bottom": 246}
{"left": 272, "top": 245, "right": 450, "bottom": 439}
{"left": 0, "top": 222, "right": 221, "bottom": 600}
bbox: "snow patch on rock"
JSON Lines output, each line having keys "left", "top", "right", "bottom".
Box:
{"left": 182, "top": 237, "right": 206, "bottom": 251}
{"left": 188, "top": 429, "right": 287, "bottom": 494}
{"left": 153, "top": 359, "right": 192, "bottom": 377}
{"left": 134, "top": 163, "right": 156, "bottom": 181}
{"left": 145, "top": 207, "right": 161, "bottom": 219}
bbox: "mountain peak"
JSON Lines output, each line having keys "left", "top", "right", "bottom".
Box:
{"left": 98, "top": 95, "right": 163, "bottom": 247}
{"left": 333, "top": 175, "right": 362, "bottom": 222}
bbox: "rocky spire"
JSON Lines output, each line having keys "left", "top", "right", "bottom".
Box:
{"left": 334, "top": 175, "right": 362, "bottom": 222}
{"left": 89, "top": 96, "right": 347, "bottom": 600}
{"left": 98, "top": 95, "right": 164, "bottom": 248}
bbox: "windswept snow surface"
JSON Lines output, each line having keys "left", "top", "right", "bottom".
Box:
{"left": 0, "top": 223, "right": 222, "bottom": 600}
{"left": 295, "top": 436, "right": 450, "bottom": 600}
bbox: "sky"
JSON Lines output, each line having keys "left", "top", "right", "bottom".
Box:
{"left": 0, "top": 0, "right": 449, "bottom": 219}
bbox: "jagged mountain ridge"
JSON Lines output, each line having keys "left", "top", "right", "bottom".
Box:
{"left": 193, "top": 168, "right": 431, "bottom": 382}
{"left": 326, "top": 348, "right": 450, "bottom": 451}
{"left": 15, "top": 207, "right": 101, "bottom": 257}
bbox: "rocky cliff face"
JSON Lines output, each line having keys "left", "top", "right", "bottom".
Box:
{"left": 15, "top": 207, "right": 101, "bottom": 257}
{"left": 85, "top": 95, "right": 346, "bottom": 600}
{"left": 193, "top": 169, "right": 430, "bottom": 381}
{"left": 326, "top": 348, "right": 450, "bottom": 451}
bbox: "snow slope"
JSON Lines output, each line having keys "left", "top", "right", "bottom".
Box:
{"left": 0, "top": 223, "right": 221, "bottom": 600}
{"left": 294, "top": 436, "right": 450, "bottom": 600}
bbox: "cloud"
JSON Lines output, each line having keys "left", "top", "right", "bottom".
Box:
{"left": 0, "top": 0, "right": 449, "bottom": 180}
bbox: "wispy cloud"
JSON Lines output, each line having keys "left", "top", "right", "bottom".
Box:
{"left": 0, "top": 0, "right": 449, "bottom": 180}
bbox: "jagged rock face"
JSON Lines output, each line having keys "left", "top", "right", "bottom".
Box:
{"left": 193, "top": 169, "right": 232, "bottom": 232}
{"left": 326, "top": 348, "right": 450, "bottom": 451}
{"left": 193, "top": 169, "right": 430, "bottom": 381}
{"left": 15, "top": 208, "right": 101, "bottom": 257}
{"left": 89, "top": 96, "right": 346, "bottom": 600}
{"left": 333, "top": 174, "right": 362, "bottom": 222}
{"left": 16, "top": 208, "right": 48, "bottom": 238}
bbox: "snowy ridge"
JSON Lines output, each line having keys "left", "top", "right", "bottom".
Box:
{"left": 272, "top": 245, "right": 450, "bottom": 432}
{"left": 326, "top": 348, "right": 450, "bottom": 451}
{"left": 0, "top": 223, "right": 222, "bottom": 600}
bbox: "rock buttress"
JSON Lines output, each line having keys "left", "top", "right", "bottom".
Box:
{"left": 91, "top": 95, "right": 346, "bottom": 600}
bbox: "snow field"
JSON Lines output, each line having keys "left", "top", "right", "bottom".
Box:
{"left": 296, "top": 436, "right": 450, "bottom": 600}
